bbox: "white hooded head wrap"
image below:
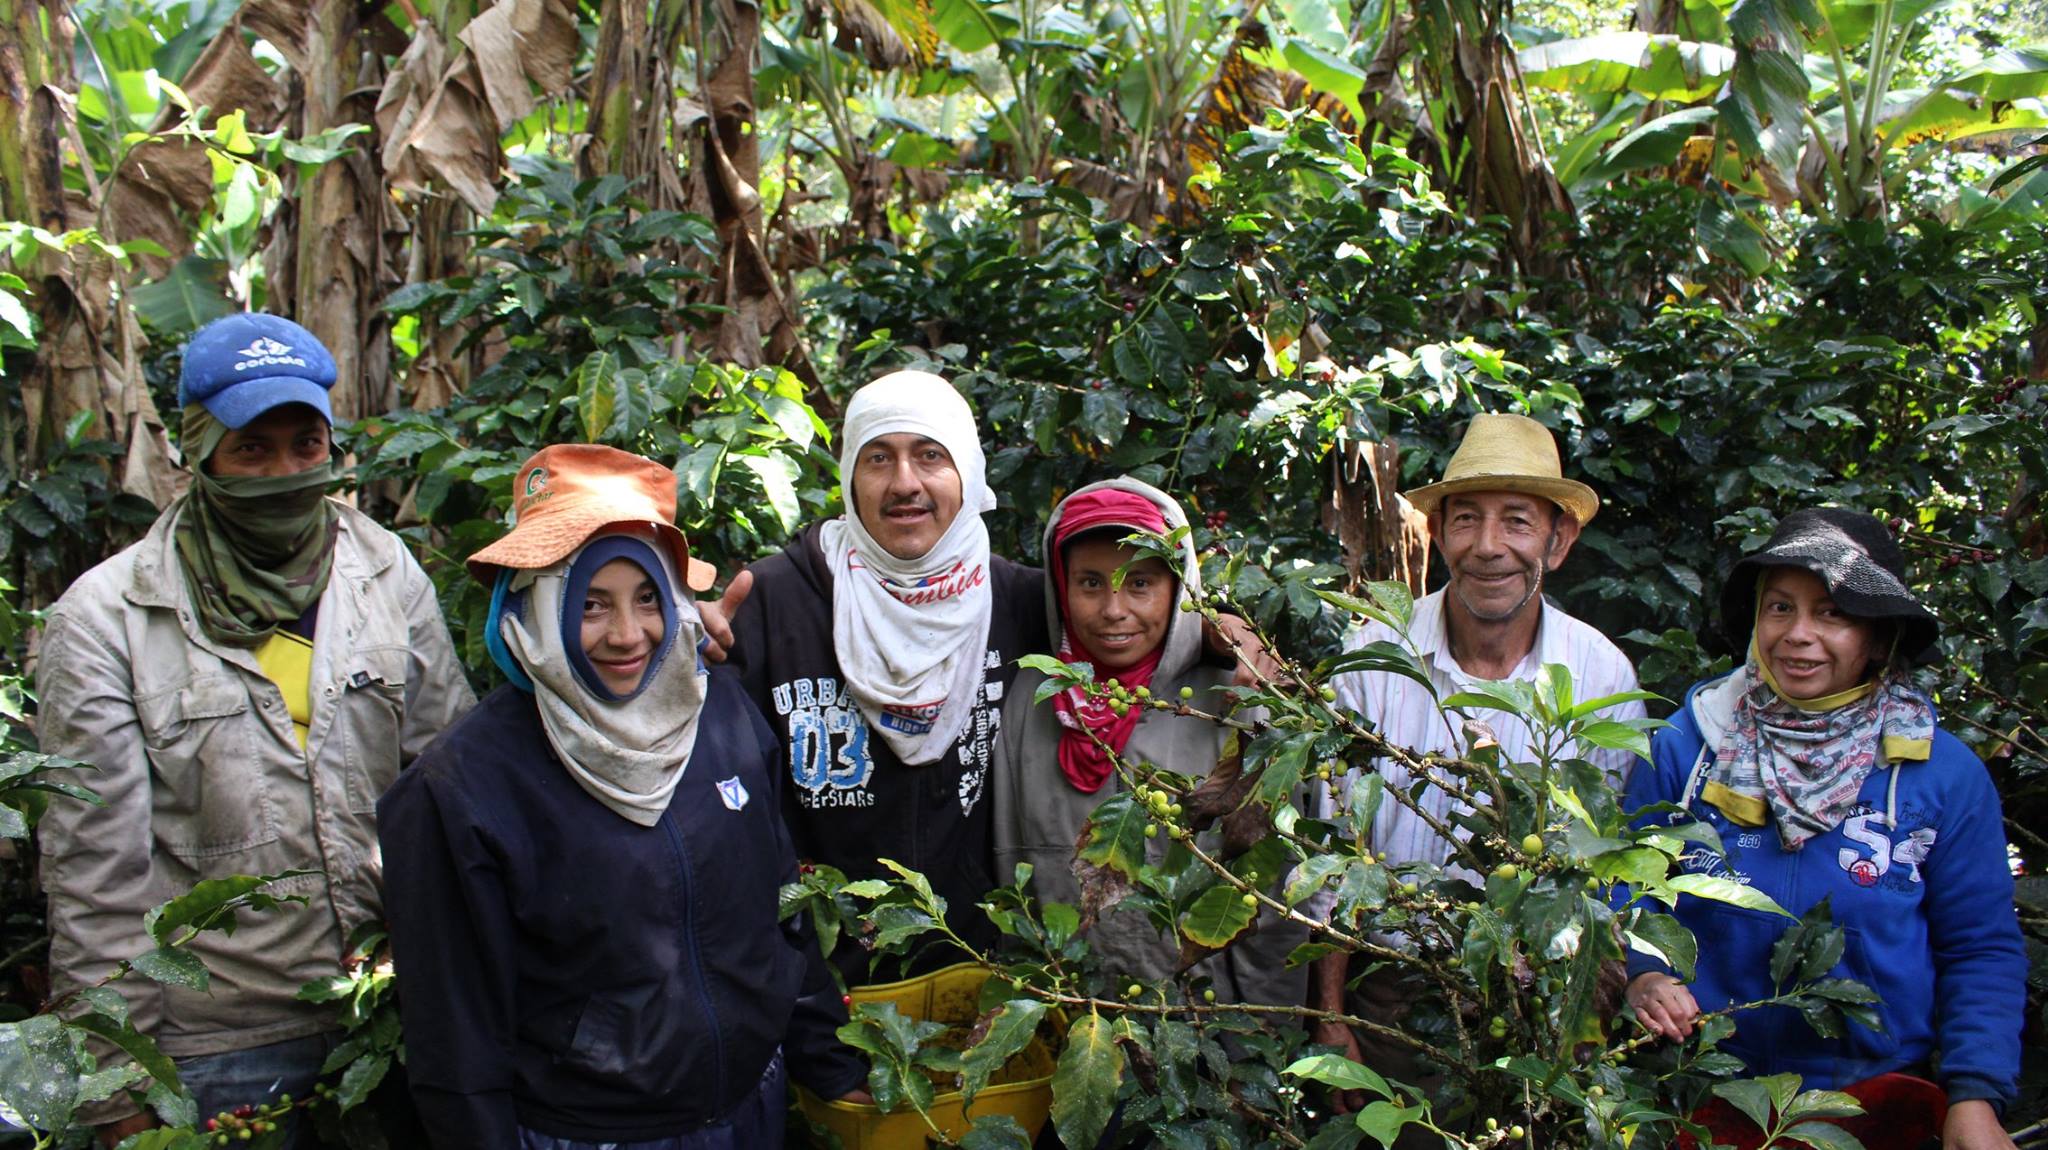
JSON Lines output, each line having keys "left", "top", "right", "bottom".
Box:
{"left": 498, "top": 533, "right": 709, "bottom": 824}
{"left": 819, "top": 370, "right": 996, "bottom": 764}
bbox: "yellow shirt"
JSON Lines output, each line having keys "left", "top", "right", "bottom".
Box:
{"left": 255, "top": 631, "right": 315, "bottom": 748}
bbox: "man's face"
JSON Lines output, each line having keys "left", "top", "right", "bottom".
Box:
{"left": 1432, "top": 491, "right": 1579, "bottom": 623}
{"left": 851, "top": 433, "right": 964, "bottom": 560}
{"left": 205, "top": 404, "right": 332, "bottom": 478}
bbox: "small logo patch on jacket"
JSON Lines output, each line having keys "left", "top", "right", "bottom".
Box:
{"left": 716, "top": 776, "right": 750, "bottom": 811}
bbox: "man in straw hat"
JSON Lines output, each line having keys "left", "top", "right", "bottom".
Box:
{"left": 1307, "top": 412, "right": 1647, "bottom": 1123}
{"left": 35, "top": 313, "right": 474, "bottom": 1145}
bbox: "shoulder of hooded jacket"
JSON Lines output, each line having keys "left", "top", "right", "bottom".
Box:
{"left": 1645, "top": 675, "right": 1721, "bottom": 776}
{"left": 991, "top": 553, "right": 1041, "bottom": 598}
{"left": 1920, "top": 725, "right": 1996, "bottom": 802}
{"left": 329, "top": 499, "right": 414, "bottom": 573}
{"left": 403, "top": 684, "right": 546, "bottom": 788}
{"left": 991, "top": 553, "right": 1047, "bottom": 646}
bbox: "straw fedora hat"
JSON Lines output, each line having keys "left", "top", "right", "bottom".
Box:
{"left": 1404, "top": 413, "right": 1600, "bottom": 525}
{"left": 467, "top": 443, "right": 717, "bottom": 591}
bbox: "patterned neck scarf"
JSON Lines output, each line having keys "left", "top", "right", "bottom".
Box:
{"left": 171, "top": 406, "right": 340, "bottom": 649}
{"left": 1704, "top": 645, "right": 1935, "bottom": 850}
{"left": 1048, "top": 488, "right": 1172, "bottom": 794}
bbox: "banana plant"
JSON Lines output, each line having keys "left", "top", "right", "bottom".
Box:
{"left": 1516, "top": 0, "right": 2048, "bottom": 279}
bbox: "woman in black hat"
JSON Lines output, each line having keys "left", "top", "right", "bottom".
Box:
{"left": 1618, "top": 509, "right": 2025, "bottom": 1150}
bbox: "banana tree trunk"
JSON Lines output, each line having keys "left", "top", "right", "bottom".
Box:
{"left": 583, "top": 0, "right": 691, "bottom": 211}
{"left": 0, "top": 0, "right": 174, "bottom": 499}
{"left": 0, "top": 0, "right": 65, "bottom": 237}
{"left": 1411, "top": 0, "right": 1574, "bottom": 274}
{"left": 687, "top": 0, "right": 816, "bottom": 374}
{"left": 261, "top": 0, "right": 395, "bottom": 424}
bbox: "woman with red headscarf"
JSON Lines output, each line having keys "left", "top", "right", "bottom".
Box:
{"left": 990, "top": 478, "right": 1306, "bottom": 1007}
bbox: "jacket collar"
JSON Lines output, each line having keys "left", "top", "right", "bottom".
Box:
{"left": 124, "top": 497, "right": 394, "bottom": 611}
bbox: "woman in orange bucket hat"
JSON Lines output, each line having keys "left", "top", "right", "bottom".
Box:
{"left": 377, "top": 444, "right": 868, "bottom": 1150}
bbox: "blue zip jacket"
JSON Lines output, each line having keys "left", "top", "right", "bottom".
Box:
{"left": 1621, "top": 674, "right": 2026, "bottom": 1110}
{"left": 378, "top": 674, "right": 865, "bottom": 1149}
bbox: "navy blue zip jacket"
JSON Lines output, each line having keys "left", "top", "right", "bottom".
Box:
{"left": 378, "top": 673, "right": 866, "bottom": 1149}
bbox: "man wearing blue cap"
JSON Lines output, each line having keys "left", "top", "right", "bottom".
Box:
{"left": 36, "top": 313, "right": 474, "bottom": 1144}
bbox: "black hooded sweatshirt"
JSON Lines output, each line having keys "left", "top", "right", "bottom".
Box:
{"left": 730, "top": 522, "right": 1048, "bottom": 985}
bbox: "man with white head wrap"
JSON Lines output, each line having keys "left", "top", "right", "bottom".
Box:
{"left": 727, "top": 371, "right": 1047, "bottom": 984}
{"left": 819, "top": 372, "right": 1001, "bottom": 763}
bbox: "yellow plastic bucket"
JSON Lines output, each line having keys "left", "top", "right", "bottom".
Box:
{"left": 794, "top": 962, "right": 1063, "bottom": 1149}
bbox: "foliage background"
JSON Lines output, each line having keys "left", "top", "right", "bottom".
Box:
{"left": 1, "top": 0, "right": 2046, "bottom": 1134}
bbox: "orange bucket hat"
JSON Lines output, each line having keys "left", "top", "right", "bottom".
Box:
{"left": 466, "top": 444, "right": 716, "bottom": 591}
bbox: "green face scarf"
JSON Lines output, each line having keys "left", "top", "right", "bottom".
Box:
{"left": 172, "top": 405, "right": 341, "bottom": 648}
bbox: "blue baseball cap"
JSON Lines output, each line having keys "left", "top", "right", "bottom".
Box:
{"left": 178, "top": 313, "right": 338, "bottom": 429}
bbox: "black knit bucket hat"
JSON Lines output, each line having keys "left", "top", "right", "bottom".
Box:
{"left": 1720, "top": 508, "right": 1940, "bottom": 664}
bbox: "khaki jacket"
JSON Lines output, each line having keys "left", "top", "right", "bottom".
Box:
{"left": 35, "top": 500, "right": 474, "bottom": 1076}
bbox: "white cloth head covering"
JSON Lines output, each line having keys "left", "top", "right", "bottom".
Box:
{"left": 498, "top": 535, "right": 708, "bottom": 824}
{"left": 820, "top": 370, "right": 995, "bottom": 764}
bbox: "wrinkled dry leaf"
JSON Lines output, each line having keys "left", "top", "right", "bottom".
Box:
{"left": 239, "top": 0, "right": 316, "bottom": 75}
{"left": 394, "top": 61, "right": 499, "bottom": 215}
{"left": 458, "top": 2, "right": 540, "bottom": 129}
{"left": 825, "top": 0, "right": 913, "bottom": 70}
{"left": 179, "top": 27, "right": 286, "bottom": 131}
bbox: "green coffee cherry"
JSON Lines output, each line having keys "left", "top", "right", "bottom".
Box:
{"left": 1521, "top": 833, "right": 1544, "bottom": 856}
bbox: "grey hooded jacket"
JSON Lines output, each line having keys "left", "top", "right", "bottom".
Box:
{"left": 35, "top": 501, "right": 474, "bottom": 1103}
{"left": 990, "top": 478, "right": 1308, "bottom": 1006}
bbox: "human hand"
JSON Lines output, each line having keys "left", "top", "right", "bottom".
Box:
{"left": 1311, "top": 1020, "right": 1370, "bottom": 1114}
{"left": 1942, "top": 1099, "right": 2017, "bottom": 1149}
{"left": 837, "top": 1087, "right": 875, "bottom": 1105}
{"left": 1624, "top": 972, "right": 1698, "bottom": 1042}
{"left": 1202, "top": 613, "right": 1286, "bottom": 689}
{"left": 96, "top": 1112, "right": 157, "bottom": 1147}
{"left": 696, "top": 569, "right": 753, "bottom": 664}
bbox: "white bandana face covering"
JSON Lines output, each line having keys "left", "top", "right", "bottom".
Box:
{"left": 499, "top": 540, "right": 709, "bottom": 825}
{"left": 823, "top": 370, "right": 996, "bottom": 765}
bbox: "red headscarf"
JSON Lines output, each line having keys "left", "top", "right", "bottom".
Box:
{"left": 1049, "top": 488, "right": 1174, "bottom": 793}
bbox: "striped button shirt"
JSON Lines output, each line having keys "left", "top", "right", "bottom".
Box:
{"left": 1315, "top": 589, "right": 1647, "bottom": 869}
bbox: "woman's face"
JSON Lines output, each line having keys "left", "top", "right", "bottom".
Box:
{"left": 1063, "top": 537, "right": 1176, "bottom": 671}
{"left": 1755, "top": 567, "right": 1888, "bottom": 699}
{"left": 581, "top": 558, "right": 665, "bottom": 694}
